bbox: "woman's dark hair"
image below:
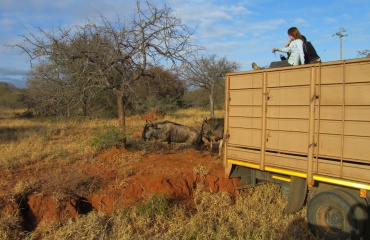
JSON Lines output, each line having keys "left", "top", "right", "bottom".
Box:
{"left": 287, "top": 27, "right": 303, "bottom": 40}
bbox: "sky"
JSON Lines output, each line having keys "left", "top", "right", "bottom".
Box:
{"left": 1, "top": 0, "right": 369, "bottom": 88}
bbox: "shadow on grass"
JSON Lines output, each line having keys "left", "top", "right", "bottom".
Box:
{"left": 0, "top": 126, "right": 43, "bottom": 143}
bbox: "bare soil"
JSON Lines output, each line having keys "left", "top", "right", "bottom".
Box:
{"left": 0, "top": 147, "right": 240, "bottom": 233}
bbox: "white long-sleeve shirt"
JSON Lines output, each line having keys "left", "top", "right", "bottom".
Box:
{"left": 276, "top": 39, "right": 305, "bottom": 65}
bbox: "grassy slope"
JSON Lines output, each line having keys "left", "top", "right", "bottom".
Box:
{"left": 0, "top": 109, "right": 320, "bottom": 240}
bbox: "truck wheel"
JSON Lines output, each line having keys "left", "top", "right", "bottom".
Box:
{"left": 307, "top": 189, "right": 366, "bottom": 240}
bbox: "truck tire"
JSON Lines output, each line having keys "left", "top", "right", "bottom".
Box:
{"left": 307, "top": 189, "right": 366, "bottom": 240}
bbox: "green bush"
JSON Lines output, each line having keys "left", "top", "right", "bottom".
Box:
{"left": 135, "top": 193, "right": 171, "bottom": 219}
{"left": 90, "top": 125, "right": 124, "bottom": 150}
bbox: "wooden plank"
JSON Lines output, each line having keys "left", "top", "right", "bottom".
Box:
{"left": 267, "top": 86, "right": 310, "bottom": 106}
{"left": 229, "top": 73, "right": 263, "bottom": 89}
{"left": 229, "top": 89, "right": 262, "bottom": 106}
{"left": 227, "top": 147, "right": 261, "bottom": 164}
{"left": 265, "top": 131, "right": 308, "bottom": 154}
{"left": 267, "top": 106, "right": 310, "bottom": 119}
{"left": 267, "top": 118, "right": 309, "bottom": 132}
{"left": 345, "top": 61, "right": 370, "bottom": 83}
{"left": 318, "top": 106, "right": 370, "bottom": 121}
{"left": 342, "top": 162, "right": 370, "bottom": 182}
{"left": 319, "top": 83, "right": 370, "bottom": 105}
{"left": 267, "top": 68, "right": 311, "bottom": 87}
{"left": 320, "top": 65, "right": 344, "bottom": 84}
{"left": 317, "top": 160, "right": 370, "bottom": 182}
{"left": 229, "top": 117, "right": 261, "bottom": 129}
{"left": 317, "top": 120, "right": 370, "bottom": 137}
{"left": 228, "top": 127, "right": 261, "bottom": 148}
{"left": 317, "top": 134, "right": 370, "bottom": 162}
{"left": 228, "top": 106, "right": 262, "bottom": 118}
{"left": 265, "top": 153, "right": 308, "bottom": 172}
{"left": 316, "top": 160, "right": 341, "bottom": 177}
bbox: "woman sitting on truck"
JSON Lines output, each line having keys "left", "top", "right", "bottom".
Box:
{"left": 252, "top": 27, "right": 305, "bottom": 69}
{"left": 280, "top": 35, "right": 321, "bottom": 64}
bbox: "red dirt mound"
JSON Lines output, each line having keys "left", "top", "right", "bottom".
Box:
{"left": 0, "top": 147, "right": 239, "bottom": 233}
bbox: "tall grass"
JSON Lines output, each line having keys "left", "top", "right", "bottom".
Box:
{"left": 23, "top": 184, "right": 319, "bottom": 240}
{"left": 0, "top": 108, "right": 319, "bottom": 240}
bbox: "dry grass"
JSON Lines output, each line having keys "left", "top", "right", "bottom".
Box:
{"left": 21, "top": 184, "right": 320, "bottom": 240}
{"left": 0, "top": 116, "right": 100, "bottom": 169}
{"left": 164, "top": 108, "right": 224, "bottom": 128}
{"left": 0, "top": 108, "right": 320, "bottom": 240}
{"left": 0, "top": 208, "right": 22, "bottom": 240}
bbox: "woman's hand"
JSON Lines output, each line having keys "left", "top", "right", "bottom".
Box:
{"left": 272, "top": 47, "right": 277, "bottom": 52}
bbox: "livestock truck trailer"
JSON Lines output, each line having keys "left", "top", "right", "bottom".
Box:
{"left": 223, "top": 58, "right": 370, "bottom": 240}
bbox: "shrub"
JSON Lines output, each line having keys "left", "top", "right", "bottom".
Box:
{"left": 90, "top": 125, "right": 124, "bottom": 150}
{"left": 135, "top": 193, "right": 171, "bottom": 219}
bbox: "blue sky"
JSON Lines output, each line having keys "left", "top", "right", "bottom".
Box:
{"left": 1, "top": 0, "right": 369, "bottom": 88}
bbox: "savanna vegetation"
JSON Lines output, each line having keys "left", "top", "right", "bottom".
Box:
{"left": 0, "top": 1, "right": 325, "bottom": 239}
{"left": 0, "top": 104, "right": 321, "bottom": 240}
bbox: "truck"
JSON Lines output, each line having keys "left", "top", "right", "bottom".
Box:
{"left": 223, "top": 58, "right": 370, "bottom": 240}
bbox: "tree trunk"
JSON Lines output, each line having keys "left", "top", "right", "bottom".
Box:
{"left": 83, "top": 93, "right": 89, "bottom": 117}
{"left": 116, "top": 91, "right": 127, "bottom": 147}
{"left": 209, "top": 92, "right": 214, "bottom": 118}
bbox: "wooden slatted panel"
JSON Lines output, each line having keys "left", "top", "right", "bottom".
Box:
{"left": 320, "top": 65, "right": 344, "bottom": 84}
{"left": 267, "top": 119, "right": 309, "bottom": 132}
{"left": 319, "top": 83, "right": 370, "bottom": 105}
{"left": 227, "top": 147, "right": 261, "bottom": 163}
{"left": 267, "top": 68, "right": 311, "bottom": 87}
{"left": 228, "top": 128, "right": 261, "bottom": 148}
{"left": 225, "top": 58, "right": 370, "bottom": 184}
{"left": 267, "top": 86, "right": 310, "bottom": 106}
{"left": 318, "top": 106, "right": 370, "bottom": 121}
{"left": 267, "top": 106, "right": 309, "bottom": 119}
{"left": 316, "top": 160, "right": 370, "bottom": 183}
{"left": 316, "top": 120, "right": 370, "bottom": 137}
{"left": 228, "top": 106, "right": 262, "bottom": 118}
{"left": 345, "top": 61, "right": 370, "bottom": 83}
{"left": 317, "top": 134, "right": 370, "bottom": 162}
{"left": 229, "top": 73, "right": 263, "bottom": 89}
{"left": 229, "top": 89, "right": 262, "bottom": 106}
{"left": 265, "top": 153, "right": 308, "bottom": 172}
{"left": 265, "top": 131, "right": 308, "bottom": 154}
{"left": 229, "top": 116, "right": 261, "bottom": 129}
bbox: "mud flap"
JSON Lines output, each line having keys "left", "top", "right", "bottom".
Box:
{"left": 283, "top": 176, "right": 307, "bottom": 215}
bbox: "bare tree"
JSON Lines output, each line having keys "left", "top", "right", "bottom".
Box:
{"left": 15, "top": 1, "right": 200, "bottom": 146}
{"left": 184, "top": 54, "right": 239, "bottom": 117}
{"left": 357, "top": 50, "right": 370, "bottom": 58}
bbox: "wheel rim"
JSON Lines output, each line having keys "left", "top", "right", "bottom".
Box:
{"left": 325, "top": 206, "right": 344, "bottom": 232}
{"left": 318, "top": 205, "right": 344, "bottom": 234}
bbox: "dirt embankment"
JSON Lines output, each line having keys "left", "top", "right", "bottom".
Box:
{"left": 0, "top": 148, "right": 239, "bottom": 233}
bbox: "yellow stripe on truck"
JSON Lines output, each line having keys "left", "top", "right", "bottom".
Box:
{"left": 313, "top": 175, "right": 370, "bottom": 191}
{"left": 227, "top": 159, "right": 260, "bottom": 169}
{"left": 272, "top": 175, "right": 291, "bottom": 182}
{"left": 265, "top": 166, "right": 307, "bottom": 178}
{"left": 227, "top": 159, "right": 370, "bottom": 190}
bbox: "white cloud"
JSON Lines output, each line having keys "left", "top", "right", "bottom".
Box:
{"left": 341, "top": 14, "right": 351, "bottom": 19}
{"left": 324, "top": 17, "right": 337, "bottom": 23}
{"left": 294, "top": 18, "right": 307, "bottom": 25}
{"left": 227, "top": 5, "right": 252, "bottom": 15}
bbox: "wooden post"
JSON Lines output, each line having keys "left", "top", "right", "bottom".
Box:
{"left": 260, "top": 72, "right": 267, "bottom": 170}
{"left": 307, "top": 67, "right": 316, "bottom": 186}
